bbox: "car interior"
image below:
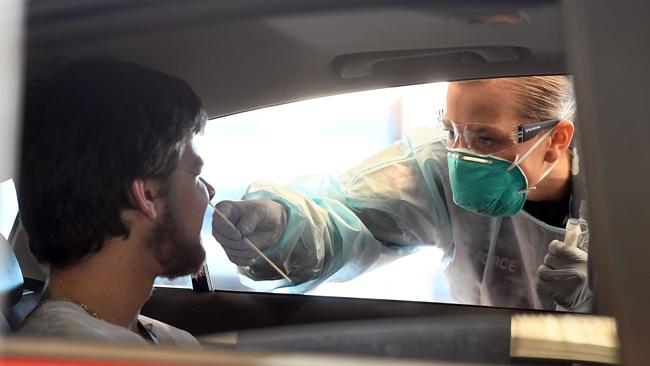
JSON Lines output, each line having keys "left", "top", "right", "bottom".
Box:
{"left": 1, "top": 0, "right": 649, "bottom": 365}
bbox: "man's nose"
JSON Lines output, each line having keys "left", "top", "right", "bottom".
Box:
{"left": 198, "top": 177, "right": 215, "bottom": 202}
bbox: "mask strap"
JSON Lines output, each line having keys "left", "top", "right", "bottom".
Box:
{"left": 507, "top": 127, "right": 555, "bottom": 172}
{"left": 536, "top": 159, "right": 559, "bottom": 185}
{"left": 517, "top": 159, "right": 560, "bottom": 195}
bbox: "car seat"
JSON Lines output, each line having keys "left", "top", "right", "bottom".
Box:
{"left": 0, "top": 232, "right": 41, "bottom": 333}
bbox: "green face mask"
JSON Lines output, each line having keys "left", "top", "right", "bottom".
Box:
{"left": 447, "top": 150, "right": 529, "bottom": 216}
{"left": 446, "top": 129, "right": 558, "bottom": 217}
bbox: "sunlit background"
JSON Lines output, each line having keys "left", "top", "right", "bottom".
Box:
{"left": 0, "top": 180, "right": 18, "bottom": 240}
{"left": 190, "top": 81, "right": 456, "bottom": 303}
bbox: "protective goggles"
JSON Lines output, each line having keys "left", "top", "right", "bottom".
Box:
{"left": 436, "top": 109, "right": 560, "bottom": 155}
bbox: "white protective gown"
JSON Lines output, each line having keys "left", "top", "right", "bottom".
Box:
{"left": 240, "top": 127, "right": 587, "bottom": 310}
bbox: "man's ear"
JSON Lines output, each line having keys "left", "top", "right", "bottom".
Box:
{"left": 129, "top": 179, "right": 159, "bottom": 220}
{"left": 545, "top": 119, "right": 575, "bottom": 163}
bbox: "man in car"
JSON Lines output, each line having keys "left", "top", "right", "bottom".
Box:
{"left": 17, "top": 59, "right": 212, "bottom": 346}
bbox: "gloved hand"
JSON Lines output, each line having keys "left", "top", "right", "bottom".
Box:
{"left": 212, "top": 199, "right": 287, "bottom": 266}
{"left": 537, "top": 239, "right": 592, "bottom": 310}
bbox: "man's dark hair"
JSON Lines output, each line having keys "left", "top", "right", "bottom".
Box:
{"left": 18, "top": 58, "right": 207, "bottom": 267}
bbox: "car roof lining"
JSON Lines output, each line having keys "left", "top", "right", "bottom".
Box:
{"left": 25, "top": 0, "right": 564, "bottom": 119}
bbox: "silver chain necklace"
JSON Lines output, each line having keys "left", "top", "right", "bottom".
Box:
{"left": 42, "top": 297, "right": 102, "bottom": 319}
{"left": 41, "top": 297, "right": 160, "bottom": 345}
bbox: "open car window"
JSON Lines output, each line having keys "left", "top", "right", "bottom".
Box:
{"left": 198, "top": 82, "right": 451, "bottom": 303}
{"left": 195, "top": 77, "right": 590, "bottom": 312}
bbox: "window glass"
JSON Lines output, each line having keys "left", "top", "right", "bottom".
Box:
{"left": 154, "top": 276, "right": 193, "bottom": 289}
{"left": 0, "top": 178, "right": 18, "bottom": 239}
{"left": 196, "top": 82, "right": 454, "bottom": 303}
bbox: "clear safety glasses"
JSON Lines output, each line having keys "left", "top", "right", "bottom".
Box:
{"left": 436, "top": 109, "right": 560, "bottom": 156}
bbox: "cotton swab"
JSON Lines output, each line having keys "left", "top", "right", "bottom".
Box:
{"left": 209, "top": 202, "right": 292, "bottom": 283}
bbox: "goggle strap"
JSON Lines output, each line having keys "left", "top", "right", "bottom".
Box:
{"left": 509, "top": 127, "right": 555, "bottom": 169}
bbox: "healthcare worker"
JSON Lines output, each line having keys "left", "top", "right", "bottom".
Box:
{"left": 211, "top": 76, "right": 592, "bottom": 311}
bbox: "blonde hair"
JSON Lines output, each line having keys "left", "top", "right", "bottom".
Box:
{"left": 457, "top": 75, "right": 576, "bottom": 123}
{"left": 498, "top": 75, "right": 575, "bottom": 122}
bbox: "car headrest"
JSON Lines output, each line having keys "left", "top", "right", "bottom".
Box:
{"left": 0, "top": 233, "right": 23, "bottom": 308}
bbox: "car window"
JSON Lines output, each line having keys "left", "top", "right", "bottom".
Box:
{"left": 0, "top": 178, "right": 18, "bottom": 239}
{"left": 197, "top": 82, "right": 454, "bottom": 302}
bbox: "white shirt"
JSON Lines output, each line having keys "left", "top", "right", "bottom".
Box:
{"left": 18, "top": 300, "right": 201, "bottom": 348}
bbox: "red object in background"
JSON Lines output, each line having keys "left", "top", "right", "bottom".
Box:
{"left": 1, "top": 358, "right": 181, "bottom": 366}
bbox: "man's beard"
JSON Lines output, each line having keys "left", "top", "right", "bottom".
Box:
{"left": 148, "top": 200, "right": 206, "bottom": 279}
